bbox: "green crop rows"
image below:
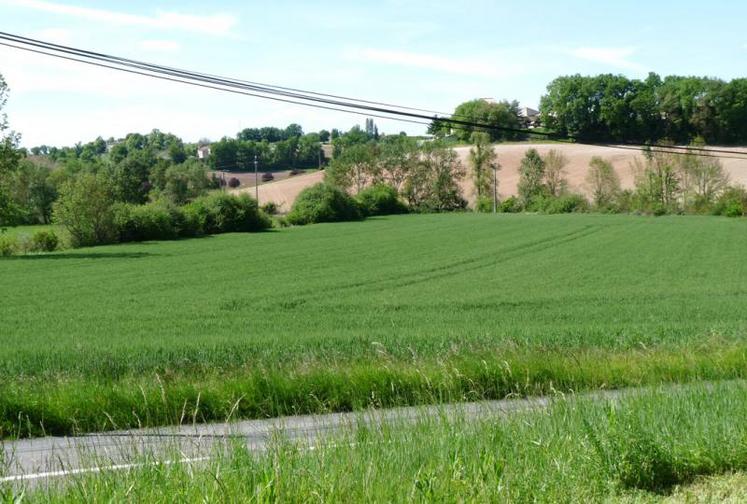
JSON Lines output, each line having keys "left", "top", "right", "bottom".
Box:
{"left": 2, "top": 213, "right": 747, "bottom": 437}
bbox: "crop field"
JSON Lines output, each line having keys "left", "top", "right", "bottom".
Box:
{"left": 10, "top": 381, "right": 747, "bottom": 502}
{"left": 2, "top": 213, "right": 747, "bottom": 437}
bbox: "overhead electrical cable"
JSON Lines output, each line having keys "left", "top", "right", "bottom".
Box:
{"left": 1, "top": 31, "right": 746, "bottom": 160}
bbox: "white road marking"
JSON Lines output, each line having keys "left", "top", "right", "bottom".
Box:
{"left": 0, "top": 456, "right": 211, "bottom": 483}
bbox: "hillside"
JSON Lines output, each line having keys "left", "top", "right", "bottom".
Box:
{"left": 233, "top": 143, "right": 747, "bottom": 210}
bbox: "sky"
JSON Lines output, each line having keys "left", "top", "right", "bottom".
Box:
{"left": 0, "top": 0, "right": 746, "bottom": 147}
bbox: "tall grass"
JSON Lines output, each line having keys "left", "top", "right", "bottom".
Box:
{"left": 7, "top": 381, "right": 747, "bottom": 502}
{"left": 3, "top": 214, "right": 747, "bottom": 436}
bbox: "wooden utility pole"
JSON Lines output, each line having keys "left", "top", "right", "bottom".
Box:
{"left": 254, "top": 154, "right": 259, "bottom": 203}
{"left": 493, "top": 163, "right": 498, "bottom": 213}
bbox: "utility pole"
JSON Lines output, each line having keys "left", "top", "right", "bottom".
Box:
{"left": 493, "top": 163, "right": 498, "bottom": 214}
{"left": 254, "top": 154, "right": 259, "bottom": 204}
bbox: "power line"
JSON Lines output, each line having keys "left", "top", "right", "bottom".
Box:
{"left": 0, "top": 31, "right": 456, "bottom": 119}
{"left": 1, "top": 32, "right": 746, "bottom": 160}
{"left": 0, "top": 41, "right": 433, "bottom": 128}
{"left": 0, "top": 33, "right": 460, "bottom": 130}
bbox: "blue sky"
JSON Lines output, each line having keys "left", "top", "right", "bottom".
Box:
{"left": 1, "top": 0, "right": 746, "bottom": 147}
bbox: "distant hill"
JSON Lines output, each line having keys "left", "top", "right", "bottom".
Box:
{"left": 233, "top": 143, "right": 747, "bottom": 210}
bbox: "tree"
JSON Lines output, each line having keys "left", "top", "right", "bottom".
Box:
{"left": 168, "top": 139, "right": 187, "bottom": 164}
{"left": 403, "top": 143, "right": 466, "bottom": 212}
{"left": 211, "top": 137, "right": 240, "bottom": 171}
{"left": 543, "top": 149, "right": 568, "bottom": 197}
{"left": 468, "top": 132, "right": 499, "bottom": 210}
{"left": 318, "top": 129, "right": 331, "bottom": 143}
{"left": 53, "top": 173, "right": 116, "bottom": 246}
{"left": 379, "top": 135, "right": 419, "bottom": 191}
{"left": 296, "top": 134, "right": 322, "bottom": 168}
{"left": 632, "top": 149, "right": 681, "bottom": 213}
{"left": 110, "top": 150, "right": 154, "bottom": 204}
{"left": 677, "top": 145, "right": 729, "bottom": 211}
{"left": 540, "top": 73, "right": 747, "bottom": 144}
{"left": 325, "top": 143, "right": 377, "bottom": 193}
{"left": 0, "top": 72, "right": 22, "bottom": 226}
{"left": 284, "top": 123, "right": 304, "bottom": 138}
{"left": 10, "top": 160, "right": 58, "bottom": 224}
{"left": 432, "top": 99, "right": 523, "bottom": 142}
{"left": 586, "top": 157, "right": 621, "bottom": 209}
{"left": 517, "top": 149, "right": 546, "bottom": 206}
{"left": 159, "top": 160, "right": 213, "bottom": 205}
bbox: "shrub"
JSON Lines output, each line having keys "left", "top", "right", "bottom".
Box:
{"left": 52, "top": 173, "right": 117, "bottom": 247}
{"left": 0, "top": 233, "right": 18, "bottom": 256}
{"left": 543, "top": 194, "right": 589, "bottom": 214}
{"left": 724, "top": 200, "right": 744, "bottom": 218}
{"left": 261, "top": 172, "right": 275, "bottom": 182}
{"left": 183, "top": 192, "right": 271, "bottom": 235}
{"left": 228, "top": 177, "right": 241, "bottom": 188}
{"left": 28, "top": 229, "right": 59, "bottom": 252}
{"left": 713, "top": 187, "right": 747, "bottom": 217}
{"left": 498, "top": 196, "right": 522, "bottom": 213}
{"left": 287, "top": 183, "right": 362, "bottom": 225}
{"left": 113, "top": 203, "right": 178, "bottom": 242}
{"left": 355, "top": 184, "right": 408, "bottom": 217}
{"left": 474, "top": 196, "right": 494, "bottom": 213}
{"left": 261, "top": 202, "right": 278, "bottom": 215}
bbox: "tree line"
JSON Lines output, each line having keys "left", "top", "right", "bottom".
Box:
{"left": 210, "top": 125, "right": 324, "bottom": 172}
{"left": 540, "top": 74, "right": 747, "bottom": 145}
{"left": 430, "top": 74, "right": 747, "bottom": 146}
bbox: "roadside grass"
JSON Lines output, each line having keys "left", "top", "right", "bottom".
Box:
{"left": 3, "top": 213, "right": 747, "bottom": 436}
{"left": 8, "top": 381, "right": 747, "bottom": 502}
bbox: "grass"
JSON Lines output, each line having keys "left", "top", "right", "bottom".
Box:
{"left": 0, "top": 224, "right": 62, "bottom": 238}
{"left": 2, "top": 213, "right": 747, "bottom": 437}
{"left": 8, "top": 381, "right": 747, "bottom": 502}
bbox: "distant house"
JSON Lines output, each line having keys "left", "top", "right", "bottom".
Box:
{"left": 197, "top": 145, "right": 211, "bottom": 160}
{"left": 519, "top": 107, "right": 540, "bottom": 128}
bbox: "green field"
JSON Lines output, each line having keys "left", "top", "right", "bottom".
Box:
{"left": 2, "top": 213, "right": 747, "bottom": 437}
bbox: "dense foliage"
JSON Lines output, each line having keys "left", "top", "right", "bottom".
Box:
{"left": 286, "top": 183, "right": 362, "bottom": 225}
{"left": 326, "top": 136, "right": 467, "bottom": 213}
{"left": 429, "top": 99, "right": 524, "bottom": 141}
{"left": 355, "top": 183, "right": 408, "bottom": 217}
{"left": 210, "top": 124, "right": 323, "bottom": 172}
{"left": 541, "top": 73, "right": 747, "bottom": 144}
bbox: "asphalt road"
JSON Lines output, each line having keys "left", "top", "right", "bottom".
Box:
{"left": 2, "top": 394, "right": 564, "bottom": 486}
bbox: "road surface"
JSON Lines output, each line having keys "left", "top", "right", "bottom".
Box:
{"left": 2, "top": 394, "right": 566, "bottom": 485}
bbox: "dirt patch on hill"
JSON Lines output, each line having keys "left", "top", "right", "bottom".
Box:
{"left": 231, "top": 144, "right": 747, "bottom": 209}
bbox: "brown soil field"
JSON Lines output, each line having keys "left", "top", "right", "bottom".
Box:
{"left": 231, "top": 144, "right": 747, "bottom": 210}
{"left": 233, "top": 169, "right": 325, "bottom": 211}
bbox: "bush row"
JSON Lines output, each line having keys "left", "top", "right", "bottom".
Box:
{"left": 489, "top": 187, "right": 747, "bottom": 218}
{"left": 113, "top": 192, "right": 272, "bottom": 244}
{"left": 286, "top": 183, "right": 408, "bottom": 226}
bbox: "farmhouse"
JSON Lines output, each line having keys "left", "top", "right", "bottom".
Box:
{"left": 519, "top": 107, "right": 540, "bottom": 128}
{"left": 197, "top": 145, "right": 211, "bottom": 160}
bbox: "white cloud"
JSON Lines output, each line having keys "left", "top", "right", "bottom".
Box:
{"left": 570, "top": 47, "right": 646, "bottom": 72}
{"left": 6, "top": 0, "right": 238, "bottom": 36}
{"left": 29, "top": 27, "right": 74, "bottom": 44}
{"left": 139, "top": 40, "right": 181, "bottom": 53}
{"left": 351, "top": 48, "right": 514, "bottom": 79}
{"left": 0, "top": 45, "right": 192, "bottom": 98}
